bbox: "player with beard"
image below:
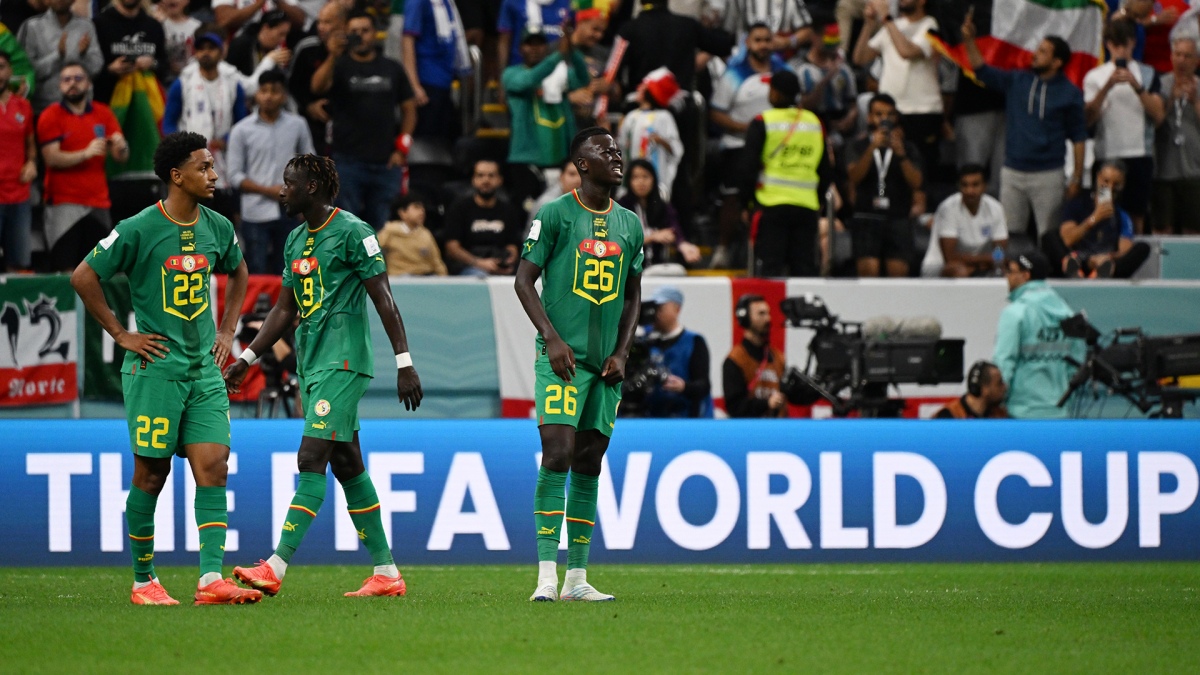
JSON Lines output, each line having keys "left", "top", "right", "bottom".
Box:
{"left": 71, "top": 131, "right": 254, "bottom": 605}
{"left": 515, "top": 127, "right": 644, "bottom": 602}
{"left": 225, "top": 154, "right": 424, "bottom": 598}
{"left": 443, "top": 158, "right": 523, "bottom": 276}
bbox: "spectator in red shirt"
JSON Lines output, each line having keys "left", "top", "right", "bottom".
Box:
{"left": 37, "top": 60, "right": 128, "bottom": 271}
{"left": 0, "top": 49, "right": 36, "bottom": 272}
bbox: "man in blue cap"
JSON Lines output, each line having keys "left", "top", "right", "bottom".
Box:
{"left": 641, "top": 286, "right": 713, "bottom": 418}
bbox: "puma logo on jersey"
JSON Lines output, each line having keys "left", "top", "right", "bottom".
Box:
{"left": 283, "top": 521, "right": 297, "bottom": 532}
{"left": 538, "top": 526, "right": 557, "bottom": 536}
{"left": 573, "top": 535, "right": 591, "bottom": 545}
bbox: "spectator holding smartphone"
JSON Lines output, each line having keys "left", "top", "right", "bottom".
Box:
{"left": 1083, "top": 18, "right": 1164, "bottom": 234}
{"left": 1043, "top": 159, "right": 1150, "bottom": 279}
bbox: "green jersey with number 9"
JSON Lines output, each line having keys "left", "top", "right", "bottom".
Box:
{"left": 522, "top": 189, "right": 644, "bottom": 369}
{"left": 86, "top": 201, "right": 244, "bottom": 380}
{"left": 282, "top": 208, "right": 386, "bottom": 378}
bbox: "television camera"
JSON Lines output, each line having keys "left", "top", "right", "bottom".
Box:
{"left": 778, "top": 295, "right": 965, "bottom": 417}
{"left": 1057, "top": 313, "right": 1200, "bottom": 418}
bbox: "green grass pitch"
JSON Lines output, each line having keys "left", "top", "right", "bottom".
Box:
{"left": 2, "top": 563, "right": 1197, "bottom": 673}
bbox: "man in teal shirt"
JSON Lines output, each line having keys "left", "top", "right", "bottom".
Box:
{"left": 502, "top": 22, "right": 590, "bottom": 216}
{"left": 994, "top": 252, "right": 1085, "bottom": 418}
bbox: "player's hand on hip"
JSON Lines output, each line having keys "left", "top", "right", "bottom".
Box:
{"left": 212, "top": 329, "right": 234, "bottom": 367}
{"left": 397, "top": 367, "right": 423, "bottom": 411}
{"left": 600, "top": 354, "right": 628, "bottom": 386}
{"left": 117, "top": 330, "right": 169, "bottom": 363}
{"left": 546, "top": 336, "right": 575, "bottom": 383}
{"left": 222, "top": 360, "right": 248, "bottom": 394}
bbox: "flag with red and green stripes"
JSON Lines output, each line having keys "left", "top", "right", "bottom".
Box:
{"left": 930, "top": 0, "right": 1107, "bottom": 87}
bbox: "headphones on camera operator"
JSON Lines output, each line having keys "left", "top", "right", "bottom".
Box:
{"left": 967, "top": 360, "right": 995, "bottom": 397}
{"left": 735, "top": 294, "right": 764, "bottom": 329}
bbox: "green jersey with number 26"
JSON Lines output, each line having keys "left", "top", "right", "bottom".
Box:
{"left": 522, "top": 190, "right": 644, "bottom": 370}
{"left": 281, "top": 208, "right": 386, "bottom": 378}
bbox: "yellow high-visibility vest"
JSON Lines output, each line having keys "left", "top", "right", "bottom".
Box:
{"left": 755, "top": 107, "right": 824, "bottom": 210}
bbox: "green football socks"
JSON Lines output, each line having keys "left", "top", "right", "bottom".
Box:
{"left": 566, "top": 472, "right": 599, "bottom": 570}
{"left": 275, "top": 472, "right": 326, "bottom": 563}
{"left": 194, "top": 486, "right": 229, "bottom": 577}
{"left": 534, "top": 467, "right": 568, "bottom": 562}
{"left": 126, "top": 486, "right": 158, "bottom": 583}
{"left": 341, "top": 471, "right": 394, "bottom": 567}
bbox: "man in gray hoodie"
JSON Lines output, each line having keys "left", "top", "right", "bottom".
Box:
{"left": 17, "top": 0, "right": 103, "bottom": 113}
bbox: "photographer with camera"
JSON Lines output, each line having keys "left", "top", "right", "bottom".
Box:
{"left": 994, "top": 251, "right": 1085, "bottom": 419}
{"left": 934, "top": 360, "right": 1009, "bottom": 419}
{"left": 637, "top": 287, "right": 713, "bottom": 418}
{"left": 723, "top": 294, "right": 788, "bottom": 418}
{"left": 845, "top": 93, "right": 925, "bottom": 278}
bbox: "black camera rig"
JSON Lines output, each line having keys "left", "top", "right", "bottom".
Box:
{"left": 1058, "top": 313, "right": 1200, "bottom": 418}
{"left": 779, "top": 295, "right": 964, "bottom": 417}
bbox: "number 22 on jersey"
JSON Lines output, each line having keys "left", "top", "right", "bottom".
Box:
{"left": 161, "top": 254, "right": 210, "bottom": 320}
{"left": 291, "top": 256, "right": 324, "bottom": 317}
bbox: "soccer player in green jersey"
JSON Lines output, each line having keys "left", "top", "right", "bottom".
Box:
{"left": 515, "top": 127, "right": 644, "bottom": 602}
{"left": 71, "top": 131, "right": 259, "bottom": 606}
{"left": 224, "top": 154, "right": 423, "bottom": 598}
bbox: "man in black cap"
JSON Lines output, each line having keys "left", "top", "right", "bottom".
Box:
{"left": 738, "top": 69, "right": 832, "bottom": 277}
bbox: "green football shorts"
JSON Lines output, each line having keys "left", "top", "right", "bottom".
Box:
{"left": 300, "top": 369, "right": 371, "bottom": 441}
{"left": 121, "top": 374, "right": 231, "bottom": 458}
{"left": 533, "top": 353, "right": 621, "bottom": 437}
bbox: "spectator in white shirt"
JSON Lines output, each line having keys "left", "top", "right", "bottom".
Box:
{"left": 1083, "top": 17, "right": 1165, "bottom": 235}
{"left": 921, "top": 164, "right": 1009, "bottom": 278}
{"left": 852, "top": 0, "right": 942, "bottom": 172}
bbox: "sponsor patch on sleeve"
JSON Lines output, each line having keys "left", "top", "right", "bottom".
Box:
{"left": 363, "top": 235, "right": 381, "bottom": 256}
{"left": 99, "top": 229, "right": 120, "bottom": 250}
{"left": 528, "top": 219, "right": 542, "bottom": 241}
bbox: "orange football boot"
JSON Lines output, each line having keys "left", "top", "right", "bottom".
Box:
{"left": 130, "top": 579, "right": 180, "bottom": 606}
{"left": 194, "top": 577, "right": 264, "bottom": 605}
{"left": 233, "top": 560, "right": 283, "bottom": 596}
{"left": 344, "top": 574, "right": 407, "bottom": 597}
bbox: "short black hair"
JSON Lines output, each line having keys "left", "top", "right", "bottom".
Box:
{"left": 391, "top": 191, "right": 426, "bottom": 215}
{"left": 473, "top": 157, "right": 502, "bottom": 174}
{"left": 958, "top": 163, "right": 986, "bottom": 182}
{"left": 346, "top": 9, "right": 372, "bottom": 23}
{"left": 286, "top": 154, "right": 340, "bottom": 200}
{"left": 747, "top": 21, "right": 772, "bottom": 34}
{"left": 154, "top": 131, "right": 209, "bottom": 183}
{"left": 1098, "top": 158, "right": 1128, "bottom": 177}
{"left": 869, "top": 93, "right": 897, "bottom": 111}
{"left": 60, "top": 59, "right": 89, "bottom": 78}
{"left": 569, "top": 127, "right": 611, "bottom": 161}
{"left": 0, "top": 50, "right": 11, "bottom": 66}
{"left": 1045, "top": 35, "right": 1071, "bottom": 68}
{"left": 258, "top": 68, "right": 287, "bottom": 88}
{"left": 1104, "top": 18, "right": 1136, "bottom": 48}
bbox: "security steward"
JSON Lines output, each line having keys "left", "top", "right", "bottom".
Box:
{"left": 739, "top": 69, "right": 833, "bottom": 277}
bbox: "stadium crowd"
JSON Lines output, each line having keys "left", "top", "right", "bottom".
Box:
{"left": 0, "top": 0, "right": 1196, "bottom": 278}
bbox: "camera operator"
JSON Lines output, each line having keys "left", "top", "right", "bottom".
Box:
{"left": 724, "top": 294, "right": 788, "bottom": 418}
{"left": 934, "top": 360, "right": 1009, "bottom": 419}
{"left": 994, "top": 252, "right": 1085, "bottom": 419}
{"left": 640, "top": 287, "right": 714, "bottom": 418}
{"left": 237, "top": 292, "right": 300, "bottom": 417}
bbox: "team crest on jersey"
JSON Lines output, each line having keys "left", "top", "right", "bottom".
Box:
{"left": 314, "top": 400, "right": 331, "bottom": 417}
{"left": 165, "top": 254, "right": 209, "bottom": 271}
{"left": 578, "top": 240, "right": 622, "bottom": 258}
{"left": 292, "top": 257, "right": 319, "bottom": 275}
